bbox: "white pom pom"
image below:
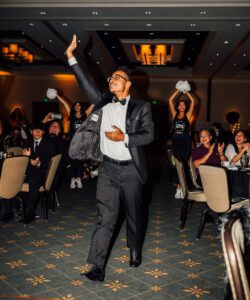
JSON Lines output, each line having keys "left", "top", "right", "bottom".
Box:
{"left": 46, "top": 88, "right": 57, "bottom": 100}
{"left": 175, "top": 80, "right": 191, "bottom": 93}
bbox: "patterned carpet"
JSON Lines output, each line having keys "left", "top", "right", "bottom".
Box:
{"left": 0, "top": 160, "right": 226, "bottom": 300}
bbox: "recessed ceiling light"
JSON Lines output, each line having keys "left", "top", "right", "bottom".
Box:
{"left": 146, "top": 23, "right": 152, "bottom": 27}
{"left": 40, "top": 11, "right": 46, "bottom": 15}
{"left": 118, "top": 57, "right": 121, "bottom": 60}
{"left": 224, "top": 41, "right": 229, "bottom": 44}
{"left": 235, "top": 23, "right": 241, "bottom": 27}
{"left": 233, "top": 63, "right": 237, "bottom": 66}
{"left": 62, "top": 23, "right": 67, "bottom": 26}
{"left": 92, "top": 11, "right": 98, "bottom": 15}
{"left": 112, "top": 46, "right": 116, "bottom": 49}
{"left": 88, "top": 52, "right": 91, "bottom": 55}
{"left": 96, "top": 61, "right": 100, "bottom": 64}
{"left": 190, "top": 23, "right": 196, "bottom": 27}
{"left": 145, "top": 11, "right": 151, "bottom": 15}
{"left": 104, "top": 23, "right": 109, "bottom": 27}
{"left": 22, "top": 31, "right": 25, "bottom": 35}
{"left": 209, "top": 63, "right": 213, "bottom": 66}
{"left": 200, "top": 11, "right": 206, "bottom": 15}
{"left": 49, "top": 40, "right": 53, "bottom": 43}
{"left": 78, "top": 40, "right": 81, "bottom": 43}
{"left": 187, "top": 58, "right": 191, "bottom": 60}
{"left": 243, "top": 53, "right": 246, "bottom": 56}
{"left": 29, "top": 23, "right": 34, "bottom": 26}
{"left": 104, "top": 32, "right": 109, "bottom": 35}
{"left": 195, "top": 32, "right": 200, "bottom": 36}
{"left": 216, "top": 53, "right": 220, "bottom": 56}
{"left": 149, "top": 32, "right": 154, "bottom": 35}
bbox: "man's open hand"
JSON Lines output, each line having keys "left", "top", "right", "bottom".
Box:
{"left": 66, "top": 34, "right": 77, "bottom": 59}
{"left": 105, "top": 126, "right": 125, "bottom": 142}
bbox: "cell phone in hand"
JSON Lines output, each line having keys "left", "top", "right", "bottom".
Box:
{"left": 50, "top": 113, "right": 62, "bottom": 120}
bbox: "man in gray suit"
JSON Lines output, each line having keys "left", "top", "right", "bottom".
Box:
{"left": 66, "top": 35, "right": 154, "bottom": 282}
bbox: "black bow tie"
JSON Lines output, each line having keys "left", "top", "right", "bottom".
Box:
{"left": 112, "top": 97, "right": 126, "bottom": 105}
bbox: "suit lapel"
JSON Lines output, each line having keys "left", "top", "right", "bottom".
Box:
{"left": 126, "top": 98, "right": 136, "bottom": 132}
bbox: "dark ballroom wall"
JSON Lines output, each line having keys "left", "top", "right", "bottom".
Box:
{"left": 0, "top": 71, "right": 249, "bottom": 132}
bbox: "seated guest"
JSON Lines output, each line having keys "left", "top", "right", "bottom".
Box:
{"left": 22, "top": 123, "right": 56, "bottom": 223}
{"left": 225, "top": 130, "right": 250, "bottom": 166}
{"left": 3, "top": 126, "right": 25, "bottom": 149}
{"left": 192, "top": 129, "right": 227, "bottom": 185}
{"left": 42, "top": 114, "right": 70, "bottom": 190}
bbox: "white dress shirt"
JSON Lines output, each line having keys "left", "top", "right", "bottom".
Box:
{"left": 68, "top": 56, "right": 131, "bottom": 161}
{"left": 34, "top": 138, "right": 42, "bottom": 151}
{"left": 100, "top": 97, "right": 131, "bottom": 160}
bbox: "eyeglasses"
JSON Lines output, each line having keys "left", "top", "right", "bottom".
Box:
{"left": 107, "top": 74, "right": 128, "bottom": 83}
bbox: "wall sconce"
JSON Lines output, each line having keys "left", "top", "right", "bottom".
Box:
{"left": 1, "top": 43, "right": 34, "bottom": 63}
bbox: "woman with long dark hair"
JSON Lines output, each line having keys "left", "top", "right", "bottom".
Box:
{"left": 68, "top": 101, "right": 86, "bottom": 188}
{"left": 225, "top": 130, "right": 250, "bottom": 166}
{"left": 168, "top": 86, "right": 195, "bottom": 198}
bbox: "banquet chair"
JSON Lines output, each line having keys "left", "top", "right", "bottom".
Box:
{"left": 174, "top": 157, "right": 206, "bottom": 232}
{"left": 188, "top": 156, "right": 201, "bottom": 188}
{"left": 0, "top": 156, "right": 29, "bottom": 221}
{"left": 21, "top": 154, "right": 62, "bottom": 221}
{"left": 221, "top": 216, "right": 250, "bottom": 300}
{"left": 166, "top": 147, "right": 175, "bottom": 180}
{"left": 198, "top": 165, "right": 249, "bottom": 239}
{"left": 6, "top": 146, "right": 23, "bottom": 157}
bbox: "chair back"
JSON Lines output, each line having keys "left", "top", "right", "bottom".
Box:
{"left": 221, "top": 217, "right": 250, "bottom": 300}
{"left": 174, "top": 157, "right": 188, "bottom": 198}
{"left": 199, "top": 165, "right": 230, "bottom": 212}
{"left": 7, "top": 146, "right": 23, "bottom": 157}
{"left": 188, "top": 156, "right": 200, "bottom": 188}
{"left": 44, "top": 154, "right": 62, "bottom": 191}
{"left": 0, "top": 156, "right": 29, "bottom": 199}
{"left": 167, "top": 148, "right": 175, "bottom": 168}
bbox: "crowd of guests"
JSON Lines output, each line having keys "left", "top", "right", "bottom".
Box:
{"left": 0, "top": 105, "right": 98, "bottom": 223}
{"left": 168, "top": 82, "right": 250, "bottom": 197}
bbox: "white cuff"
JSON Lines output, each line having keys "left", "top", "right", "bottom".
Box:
{"left": 124, "top": 134, "right": 129, "bottom": 146}
{"left": 68, "top": 56, "right": 78, "bottom": 66}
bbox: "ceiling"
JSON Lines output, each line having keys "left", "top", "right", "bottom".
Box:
{"left": 0, "top": 0, "right": 250, "bottom": 79}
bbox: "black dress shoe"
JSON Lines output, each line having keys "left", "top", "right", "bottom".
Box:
{"left": 81, "top": 266, "right": 105, "bottom": 282}
{"left": 129, "top": 249, "right": 142, "bottom": 267}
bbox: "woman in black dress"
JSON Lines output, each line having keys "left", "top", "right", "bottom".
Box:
{"left": 68, "top": 101, "right": 87, "bottom": 189}
{"left": 168, "top": 87, "right": 195, "bottom": 198}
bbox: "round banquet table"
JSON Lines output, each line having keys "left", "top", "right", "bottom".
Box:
{"left": 227, "top": 168, "right": 250, "bottom": 199}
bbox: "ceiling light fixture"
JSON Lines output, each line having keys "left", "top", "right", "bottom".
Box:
{"left": 62, "top": 23, "right": 68, "bottom": 26}
{"left": 40, "top": 11, "right": 46, "bottom": 15}
{"left": 224, "top": 41, "right": 229, "bottom": 44}
{"left": 1, "top": 43, "right": 34, "bottom": 63}
{"left": 146, "top": 24, "right": 152, "bottom": 27}
{"left": 134, "top": 44, "right": 173, "bottom": 65}
{"left": 145, "top": 11, "right": 151, "bottom": 15}
{"left": 29, "top": 23, "right": 34, "bottom": 26}
{"left": 104, "top": 23, "right": 109, "bottom": 27}
{"left": 235, "top": 23, "right": 241, "bottom": 27}
{"left": 92, "top": 11, "right": 98, "bottom": 15}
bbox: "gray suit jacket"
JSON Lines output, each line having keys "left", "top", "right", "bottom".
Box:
{"left": 69, "top": 62, "right": 154, "bottom": 184}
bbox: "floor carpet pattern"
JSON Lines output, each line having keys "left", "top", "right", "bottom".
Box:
{"left": 0, "top": 169, "right": 226, "bottom": 299}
